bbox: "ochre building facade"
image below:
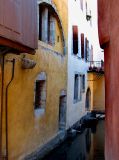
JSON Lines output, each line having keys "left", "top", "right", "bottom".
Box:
{"left": 0, "top": 0, "right": 68, "bottom": 159}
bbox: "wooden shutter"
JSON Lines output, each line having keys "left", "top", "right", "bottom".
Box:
{"left": 74, "top": 74, "right": 79, "bottom": 100}
{"left": 87, "top": 40, "right": 89, "bottom": 61}
{"left": 0, "top": 0, "right": 22, "bottom": 42}
{"left": 80, "top": 0, "right": 83, "bottom": 10}
{"left": 22, "top": 0, "right": 38, "bottom": 49}
{"left": 85, "top": 38, "right": 89, "bottom": 61}
{"left": 0, "top": 0, "right": 38, "bottom": 53}
{"left": 0, "top": 0, "right": 3, "bottom": 25}
{"left": 81, "top": 33, "right": 84, "bottom": 58}
{"left": 85, "top": 38, "right": 87, "bottom": 61}
{"left": 73, "top": 26, "right": 78, "bottom": 55}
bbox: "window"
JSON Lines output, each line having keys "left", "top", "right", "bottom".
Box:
{"left": 80, "top": 0, "right": 83, "bottom": 10}
{"left": 85, "top": 38, "right": 89, "bottom": 61}
{"left": 86, "top": 88, "right": 91, "bottom": 110}
{"left": 59, "top": 91, "right": 67, "bottom": 130}
{"left": 86, "top": 2, "right": 88, "bottom": 15}
{"left": 39, "top": 5, "right": 55, "bottom": 45}
{"left": 81, "top": 33, "right": 84, "bottom": 58}
{"left": 48, "top": 13, "right": 55, "bottom": 45}
{"left": 74, "top": 74, "right": 79, "bottom": 101}
{"left": 73, "top": 25, "right": 78, "bottom": 55}
{"left": 80, "top": 74, "right": 85, "bottom": 92}
{"left": 39, "top": 6, "right": 48, "bottom": 42}
{"left": 74, "top": 73, "right": 85, "bottom": 103}
{"left": 90, "top": 45, "right": 93, "bottom": 61}
{"left": 34, "top": 72, "right": 46, "bottom": 112}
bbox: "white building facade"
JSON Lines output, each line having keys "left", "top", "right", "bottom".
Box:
{"left": 66, "top": 0, "right": 99, "bottom": 128}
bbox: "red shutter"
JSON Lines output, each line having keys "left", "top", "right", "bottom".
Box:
{"left": 81, "top": 33, "right": 84, "bottom": 58}
{"left": 85, "top": 37, "right": 87, "bottom": 61}
{"left": 22, "top": 0, "right": 37, "bottom": 49}
{"left": 73, "top": 25, "right": 78, "bottom": 54}
{"left": 0, "top": 0, "right": 3, "bottom": 25}
{"left": 87, "top": 39, "right": 89, "bottom": 61}
{"left": 0, "top": 0, "right": 22, "bottom": 42}
{"left": 0, "top": 0, "right": 38, "bottom": 54}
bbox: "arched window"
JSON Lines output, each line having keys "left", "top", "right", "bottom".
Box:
{"left": 34, "top": 72, "right": 47, "bottom": 112}
{"left": 38, "top": 4, "right": 55, "bottom": 45}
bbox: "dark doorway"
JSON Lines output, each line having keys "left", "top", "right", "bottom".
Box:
{"left": 86, "top": 88, "right": 91, "bottom": 110}
{"left": 59, "top": 95, "right": 66, "bottom": 130}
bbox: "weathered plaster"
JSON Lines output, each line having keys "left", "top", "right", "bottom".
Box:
{"left": 0, "top": 0, "right": 68, "bottom": 159}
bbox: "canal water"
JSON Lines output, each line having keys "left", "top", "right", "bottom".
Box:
{"left": 41, "top": 120, "right": 105, "bottom": 160}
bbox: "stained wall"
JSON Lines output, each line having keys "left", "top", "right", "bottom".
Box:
{"left": 0, "top": 0, "right": 68, "bottom": 159}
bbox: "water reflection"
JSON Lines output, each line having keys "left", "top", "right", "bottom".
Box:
{"left": 42, "top": 120, "right": 104, "bottom": 160}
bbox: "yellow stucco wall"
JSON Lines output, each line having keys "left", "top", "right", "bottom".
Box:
{"left": 87, "top": 72, "right": 105, "bottom": 112}
{"left": 0, "top": 0, "right": 68, "bottom": 159}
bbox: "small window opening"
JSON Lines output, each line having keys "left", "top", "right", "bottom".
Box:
{"left": 34, "top": 72, "right": 47, "bottom": 112}
{"left": 73, "top": 25, "right": 78, "bottom": 55}
{"left": 74, "top": 74, "right": 79, "bottom": 100}
{"left": 81, "top": 33, "right": 84, "bottom": 58}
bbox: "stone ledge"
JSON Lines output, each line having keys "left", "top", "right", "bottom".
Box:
{"left": 24, "top": 131, "right": 67, "bottom": 160}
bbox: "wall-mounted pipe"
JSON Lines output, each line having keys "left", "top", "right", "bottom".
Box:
{"left": 0, "top": 55, "right": 5, "bottom": 160}
{"left": 5, "top": 59, "right": 15, "bottom": 160}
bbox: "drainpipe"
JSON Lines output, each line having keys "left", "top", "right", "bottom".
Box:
{"left": 5, "top": 58, "right": 15, "bottom": 160}
{"left": 0, "top": 55, "right": 5, "bottom": 160}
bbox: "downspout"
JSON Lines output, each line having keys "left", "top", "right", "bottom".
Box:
{"left": 0, "top": 55, "right": 5, "bottom": 159}
{"left": 5, "top": 59, "right": 15, "bottom": 160}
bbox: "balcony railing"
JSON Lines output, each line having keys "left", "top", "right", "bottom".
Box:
{"left": 88, "top": 61, "right": 104, "bottom": 73}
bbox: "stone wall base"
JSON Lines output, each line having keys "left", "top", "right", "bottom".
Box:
{"left": 24, "top": 130, "right": 67, "bottom": 160}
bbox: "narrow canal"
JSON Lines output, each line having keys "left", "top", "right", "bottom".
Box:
{"left": 41, "top": 120, "right": 104, "bottom": 160}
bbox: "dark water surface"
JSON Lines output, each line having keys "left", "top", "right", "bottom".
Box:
{"left": 42, "top": 120, "right": 104, "bottom": 160}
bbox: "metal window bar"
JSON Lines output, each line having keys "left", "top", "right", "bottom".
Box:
{"left": 88, "top": 61, "right": 104, "bottom": 72}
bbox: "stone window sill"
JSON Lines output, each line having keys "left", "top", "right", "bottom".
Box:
{"left": 34, "top": 108, "right": 45, "bottom": 118}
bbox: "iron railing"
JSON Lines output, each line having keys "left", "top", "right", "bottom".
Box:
{"left": 88, "top": 61, "right": 104, "bottom": 72}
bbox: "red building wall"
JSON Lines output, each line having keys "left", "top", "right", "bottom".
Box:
{"left": 98, "top": 0, "right": 119, "bottom": 159}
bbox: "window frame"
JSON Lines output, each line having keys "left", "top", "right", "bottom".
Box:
{"left": 34, "top": 72, "right": 47, "bottom": 117}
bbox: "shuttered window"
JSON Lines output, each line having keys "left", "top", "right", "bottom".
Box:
{"left": 74, "top": 74, "right": 79, "bottom": 101}
{"left": 85, "top": 38, "right": 89, "bottom": 61}
{"left": 80, "top": 0, "right": 83, "bottom": 10}
{"left": 85, "top": 38, "right": 87, "bottom": 61}
{"left": 87, "top": 39, "right": 89, "bottom": 61}
{"left": 81, "top": 33, "right": 84, "bottom": 58}
{"left": 39, "top": 5, "right": 43, "bottom": 41}
{"left": 81, "top": 74, "right": 85, "bottom": 92}
{"left": 73, "top": 25, "right": 78, "bottom": 55}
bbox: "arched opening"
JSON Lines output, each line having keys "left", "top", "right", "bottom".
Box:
{"left": 85, "top": 88, "right": 91, "bottom": 110}
{"left": 38, "top": 1, "right": 66, "bottom": 55}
